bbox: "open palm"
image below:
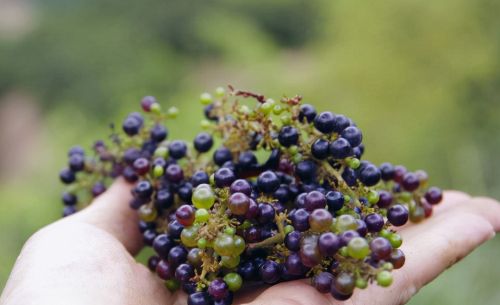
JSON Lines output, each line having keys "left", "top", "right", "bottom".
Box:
{"left": 2, "top": 179, "right": 499, "bottom": 305}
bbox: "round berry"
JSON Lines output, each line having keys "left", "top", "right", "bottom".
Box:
{"left": 168, "top": 140, "right": 187, "bottom": 159}
{"left": 299, "top": 104, "right": 317, "bottom": 122}
{"left": 341, "top": 126, "right": 362, "bottom": 147}
{"left": 150, "top": 124, "right": 168, "bottom": 142}
{"left": 329, "top": 138, "right": 353, "bottom": 159}
{"left": 122, "top": 116, "right": 142, "bottom": 136}
{"left": 425, "top": 187, "right": 443, "bottom": 205}
{"left": 193, "top": 132, "right": 214, "bottom": 153}
{"left": 214, "top": 168, "right": 236, "bottom": 188}
{"left": 359, "top": 164, "right": 381, "bottom": 187}
{"left": 213, "top": 147, "right": 232, "bottom": 166}
{"left": 59, "top": 168, "right": 76, "bottom": 184}
{"left": 257, "top": 171, "right": 280, "bottom": 193}
{"left": 387, "top": 204, "right": 409, "bottom": 226}
{"left": 278, "top": 126, "right": 299, "bottom": 147}
{"left": 314, "top": 111, "right": 336, "bottom": 134}
{"left": 311, "top": 139, "right": 330, "bottom": 159}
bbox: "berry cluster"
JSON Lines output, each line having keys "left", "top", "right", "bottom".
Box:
{"left": 59, "top": 87, "right": 443, "bottom": 305}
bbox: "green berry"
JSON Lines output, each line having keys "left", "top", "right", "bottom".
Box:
{"left": 288, "top": 145, "right": 299, "bottom": 155}
{"left": 280, "top": 113, "right": 292, "bottom": 125}
{"left": 195, "top": 208, "right": 210, "bottom": 223}
{"left": 153, "top": 165, "right": 164, "bottom": 178}
{"left": 260, "top": 102, "right": 273, "bottom": 115}
{"left": 344, "top": 195, "right": 351, "bottom": 203}
{"left": 192, "top": 187, "right": 215, "bottom": 209}
{"left": 214, "top": 234, "right": 235, "bottom": 256}
{"left": 150, "top": 103, "right": 161, "bottom": 114}
{"left": 382, "top": 262, "right": 394, "bottom": 271}
{"left": 224, "top": 273, "right": 243, "bottom": 291}
{"left": 379, "top": 229, "right": 392, "bottom": 239}
{"left": 138, "top": 205, "right": 157, "bottom": 222}
{"left": 367, "top": 190, "right": 380, "bottom": 204}
{"left": 215, "top": 86, "right": 225, "bottom": 97}
{"left": 197, "top": 237, "right": 207, "bottom": 249}
{"left": 388, "top": 233, "right": 403, "bottom": 248}
{"left": 224, "top": 227, "right": 236, "bottom": 236}
{"left": 355, "top": 277, "right": 368, "bottom": 289}
{"left": 154, "top": 147, "right": 168, "bottom": 158}
{"left": 336, "top": 214, "right": 358, "bottom": 232}
{"left": 347, "top": 158, "right": 361, "bottom": 169}
{"left": 273, "top": 104, "right": 284, "bottom": 115}
{"left": 180, "top": 225, "right": 199, "bottom": 248}
{"left": 339, "top": 246, "right": 349, "bottom": 257}
{"left": 200, "top": 119, "right": 211, "bottom": 129}
{"left": 232, "top": 235, "right": 246, "bottom": 256}
{"left": 200, "top": 93, "right": 213, "bottom": 105}
{"left": 221, "top": 255, "right": 240, "bottom": 268}
{"left": 347, "top": 237, "right": 370, "bottom": 259}
{"left": 376, "top": 270, "right": 393, "bottom": 287}
{"left": 167, "top": 106, "right": 179, "bottom": 118}
{"left": 284, "top": 225, "right": 294, "bottom": 234}
{"left": 165, "top": 279, "right": 180, "bottom": 292}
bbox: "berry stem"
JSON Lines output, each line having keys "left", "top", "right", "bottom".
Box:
{"left": 248, "top": 212, "right": 287, "bottom": 249}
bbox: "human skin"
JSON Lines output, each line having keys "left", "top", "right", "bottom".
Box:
{"left": 1, "top": 179, "right": 499, "bottom": 305}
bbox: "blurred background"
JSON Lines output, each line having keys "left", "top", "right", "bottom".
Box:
{"left": 0, "top": 0, "right": 499, "bottom": 303}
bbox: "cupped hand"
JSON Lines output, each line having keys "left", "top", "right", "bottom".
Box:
{"left": 1, "top": 180, "right": 499, "bottom": 305}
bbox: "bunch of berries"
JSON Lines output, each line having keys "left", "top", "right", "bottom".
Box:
{"left": 59, "top": 87, "right": 443, "bottom": 305}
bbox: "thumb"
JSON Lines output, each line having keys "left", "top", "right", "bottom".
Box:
{"left": 70, "top": 178, "right": 143, "bottom": 255}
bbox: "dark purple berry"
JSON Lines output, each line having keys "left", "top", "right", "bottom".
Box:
{"left": 168, "top": 140, "right": 187, "bottom": 159}
{"left": 299, "top": 104, "right": 317, "bottom": 122}
{"left": 340, "top": 126, "right": 362, "bottom": 147}
{"left": 59, "top": 168, "right": 76, "bottom": 184}
{"left": 365, "top": 213, "right": 384, "bottom": 232}
{"left": 425, "top": 187, "right": 443, "bottom": 205}
{"left": 314, "top": 111, "right": 336, "bottom": 134}
{"left": 215, "top": 168, "right": 236, "bottom": 188}
{"left": 150, "top": 124, "right": 168, "bottom": 142}
{"left": 194, "top": 132, "right": 214, "bottom": 153}
{"left": 329, "top": 138, "right": 353, "bottom": 159}
{"left": 278, "top": 126, "right": 299, "bottom": 147}
{"left": 387, "top": 204, "right": 409, "bottom": 226}
{"left": 311, "top": 139, "right": 330, "bottom": 159}
{"left": 257, "top": 171, "right": 280, "bottom": 193}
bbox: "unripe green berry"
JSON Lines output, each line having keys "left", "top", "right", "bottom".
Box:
{"left": 355, "top": 277, "right": 368, "bottom": 289}
{"left": 224, "top": 273, "right": 243, "bottom": 291}
{"left": 388, "top": 233, "right": 403, "bottom": 248}
{"left": 347, "top": 158, "right": 361, "bottom": 169}
{"left": 347, "top": 237, "right": 370, "bottom": 259}
{"left": 215, "top": 86, "right": 225, "bottom": 97}
{"left": 167, "top": 106, "right": 179, "bottom": 118}
{"left": 154, "top": 146, "right": 168, "bottom": 158}
{"left": 376, "top": 270, "right": 393, "bottom": 287}
{"left": 273, "top": 104, "right": 284, "bottom": 115}
{"left": 284, "top": 225, "right": 294, "bottom": 234}
{"left": 150, "top": 103, "right": 161, "bottom": 114}
{"left": 197, "top": 237, "right": 207, "bottom": 249}
{"left": 195, "top": 208, "right": 210, "bottom": 223}
{"left": 200, "top": 119, "right": 211, "bottom": 129}
{"left": 224, "top": 227, "right": 236, "bottom": 236}
{"left": 367, "top": 190, "right": 380, "bottom": 204}
{"left": 165, "top": 279, "right": 180, "bottom": 292}
{"left": 280, "top": 113, "right": 292, "bottom": 125}
{"left": 153, "top": 165, "right": 164, "bottom": 178}
{"left": 200, "top": 92, "right": 213, "bottom": 105}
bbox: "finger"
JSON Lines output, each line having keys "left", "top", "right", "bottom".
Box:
{"left": 242, "top": 196, "right": 500, "bottom": 305}
{"left": 68, "top": 178, "right": 143, "bottom": 255}
{"left": 352, "top": 195, "right": 500, "bottom": 305}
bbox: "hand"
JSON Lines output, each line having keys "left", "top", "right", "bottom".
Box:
{"left": 1, "top": 180, "right": 499, "bottom": 305}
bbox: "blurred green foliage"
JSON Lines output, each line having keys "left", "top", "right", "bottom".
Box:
{"left": 0, "top": 0, "right": 499, "bottom": 303}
